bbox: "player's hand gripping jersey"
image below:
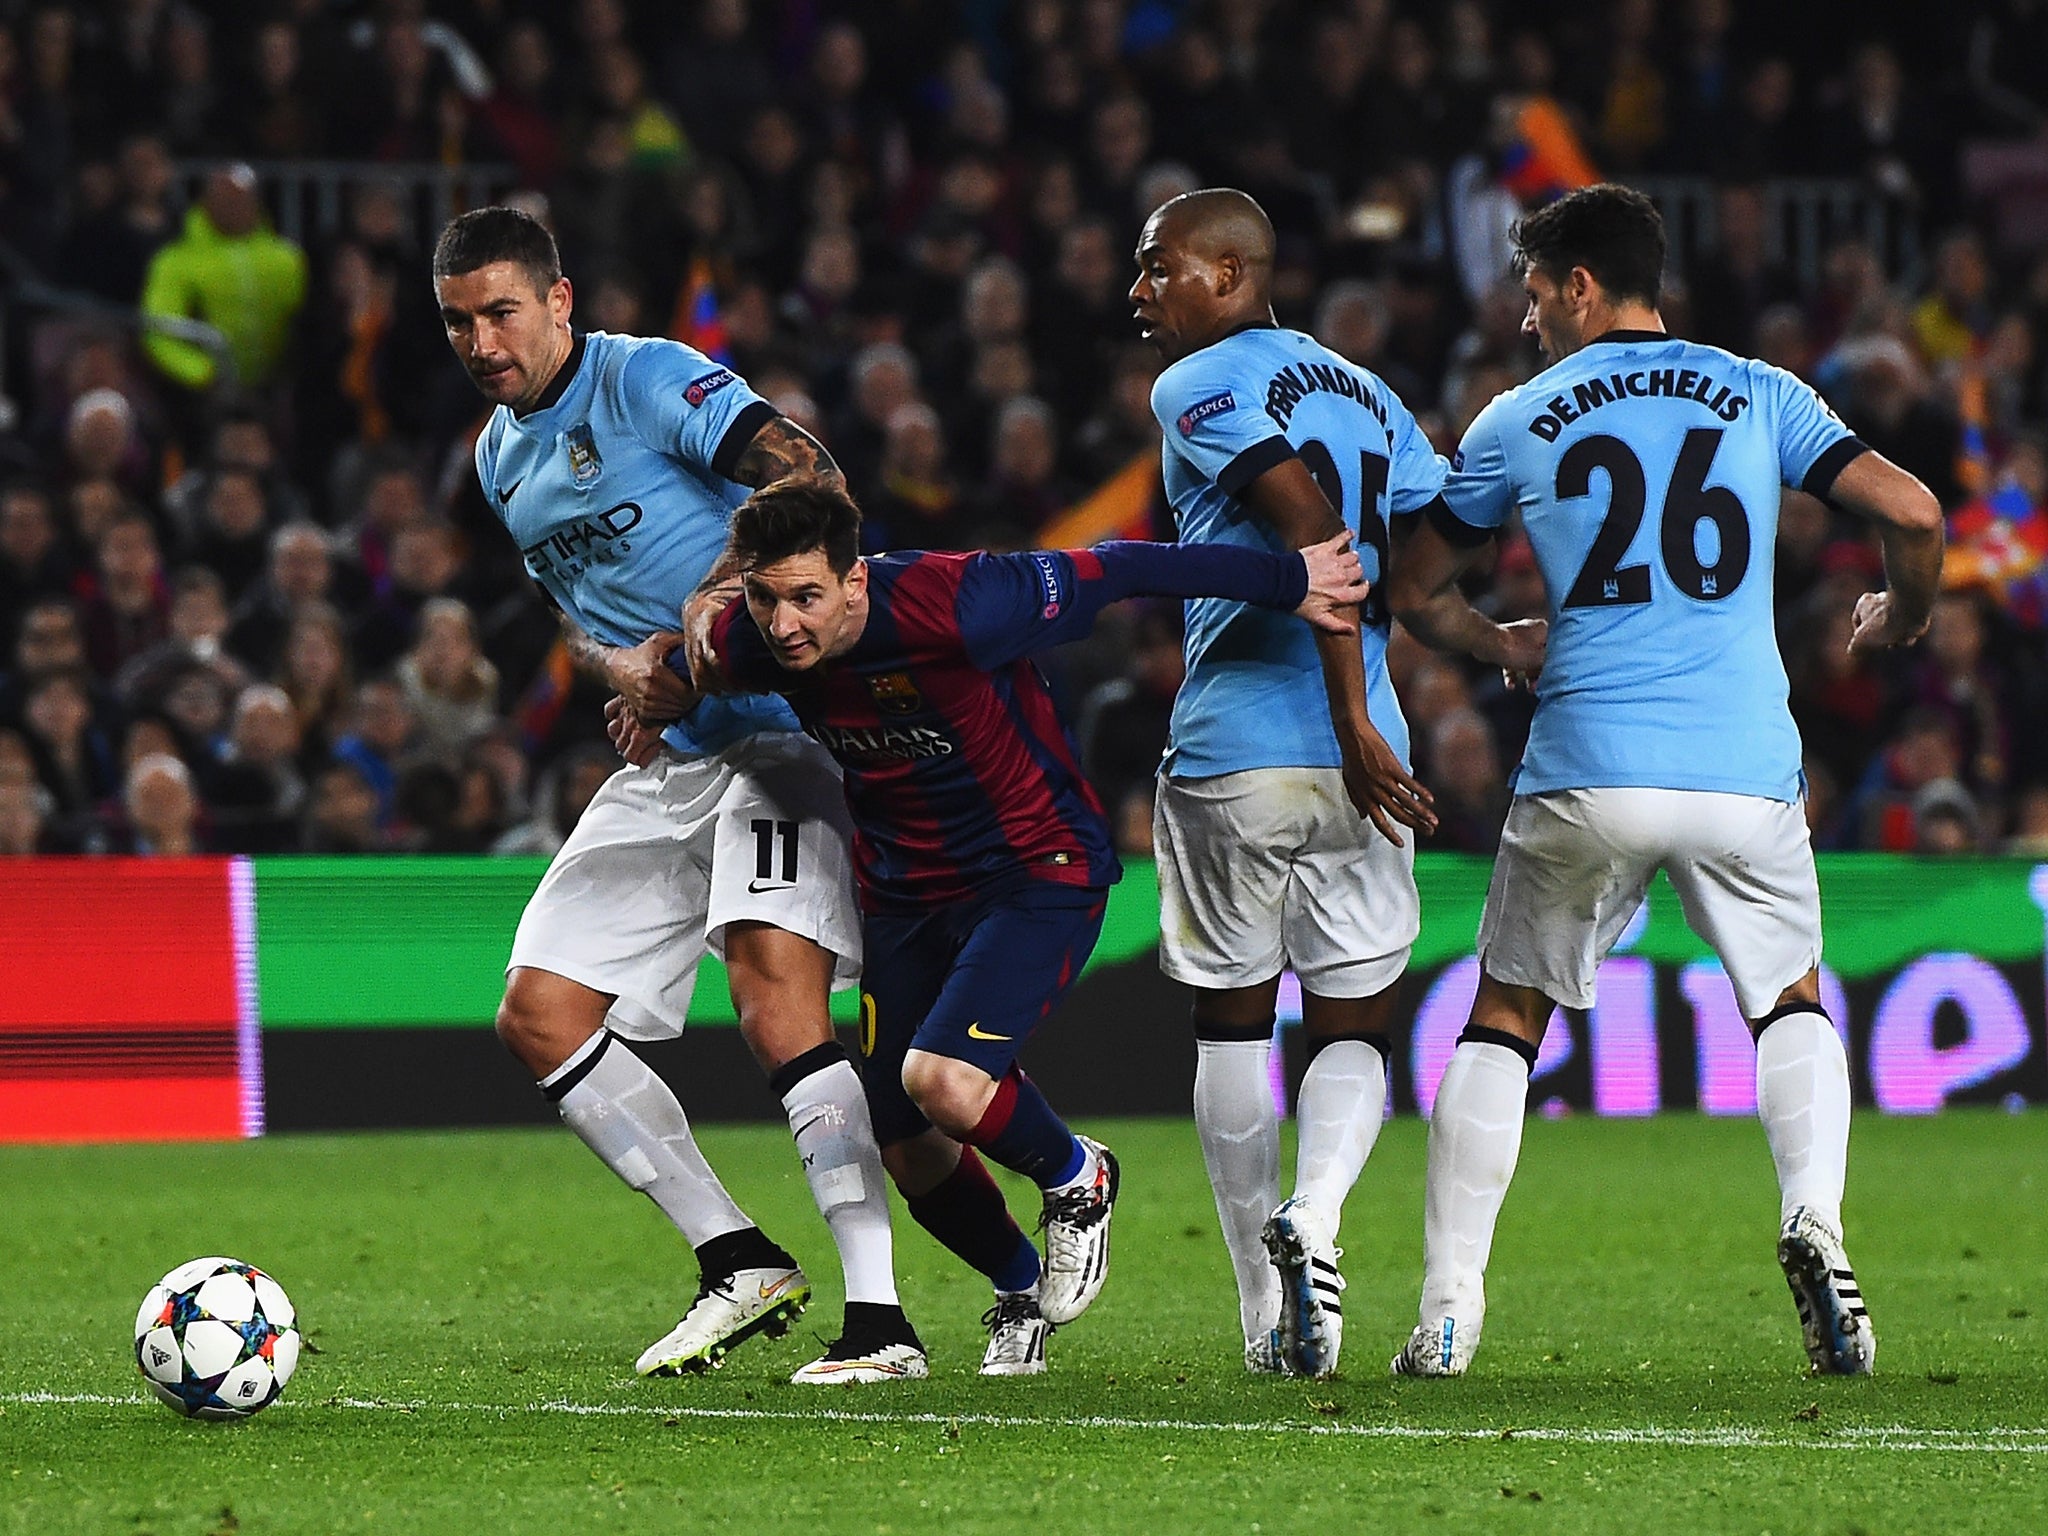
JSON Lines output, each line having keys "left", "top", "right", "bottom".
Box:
{"left": 704, "top": 542, "right": 1315, "bottom": 910}
{"left": 474, "top": 331, "right": 799, "bottom": 757}
{"left": 1438, "top": 331, "right": 1865, "bottom": 799}
{"left": 1151, "top": 327, "right": 1447, "bottom": 775}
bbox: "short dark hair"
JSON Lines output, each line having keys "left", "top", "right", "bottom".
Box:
{"left": 729, "top": 478, "right": 863, "bottom": 577}
{"left": 1510, "top": 184, "right": 1666, "bottom": 307}
{"left": 432, "top": 206, "right": 563, "bottom": 297}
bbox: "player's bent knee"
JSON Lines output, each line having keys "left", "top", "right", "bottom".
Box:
{"left": 900, "top": 1052, "right": 996, "bottom": 1138}
{"left": 496, "top": 968, "right": 610, "bottom": 1078}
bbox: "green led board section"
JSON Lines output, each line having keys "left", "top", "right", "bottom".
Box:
{"left": 252, "top": 856, "right": 2048, "bottom": 1030}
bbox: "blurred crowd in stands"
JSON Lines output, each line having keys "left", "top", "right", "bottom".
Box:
{"left": 3, "top": 0, "right": 2048, "bottom": 860}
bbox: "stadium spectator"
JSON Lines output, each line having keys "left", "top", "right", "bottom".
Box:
{"left": 227, "top": 523, "right": 335, "bottom": 677}
{"left": 1915, "top": 230, "right": 1997, "bottom": 368}
{"left": 861, "top": 404, "right": 964, "bottom": 553}
{"left": 969, "top": 395, "right": 1072, "bottom": 547}
{"left": 1689, "top": 184, "right": 1800, "bottom": 356}
{"left": 1913, "top": 777, "right": 1984, "bottom": 855}
{"left": 59, "top": 132, "right": 177, "bottom": 307}
{"left": 0, "top": 768, "right": 55, "bottom": 855}
{"left": 397, "top": 597, "right": 499, "bottom": 759}
{"left": 331, "top": 676, "right": 416, "bottom": 824}
{"left": 20, "top": 668, "right": 119, "bottom": 838}
{"left": 119, "top": 750, "right": 203, "bottom": 854}
{"left": 63, "top": 388, "right": 152, "bottom": 503}
{"left": 352, "top": 519, "right": 465, "bottom": 674}
{"left": 77, "top": 512, "right": 170, "bottom": 679}
{"left": 115, "top": 565, "right": 247, "bottom": 711}
{"left": 303, "top": 759, "right": 387, "bottom": 853}
{"left": 276, "top": 602, "right": 354, "bottom": 770}
{"left": 1074, "top": 604, "right": 1182, "bottom": 829}
{"left": 141, "top": 159, "right": 308, "bottom": 441}
{"left": 207, "top": 683, "right": 307, "bottom": 855}
{"left": 1428, "top": 707, "right": 1512, "bottom": 855}
{"left": 1845, "top": 708, "right": 1967, "bottom": 852}
{"left": 1910, "top": 589, "right": 2015, "bottom": 804}
{"left": 0, "top": 483, "right": 73, "bottom": 641}
{"left": 234, "top": 18, "right": 325, "bottom": 160}
{"left": 179, "top": 469, "right": 272, "bottom": 604}
{"left": 489, "top": 741, "right": 613, "bottom": 857}
{"left": 2004, "top": 784, "right": 2048, "bottom": 856}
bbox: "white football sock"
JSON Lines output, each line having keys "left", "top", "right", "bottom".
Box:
{"left": 1755, "top": 1008, "right": 1850, "bottom": 1229}
{"left": 781, "top": 1057, "right": 900, "bottom": 1306}
{"left": 1293, "top": 1039, "right": 1388, "bottom": 1231}
{"left": 1194, "top": 1036, "right": 1281, "bottom": 1344}
{"left": 546, "top": 1032, "right": 750, "bottom": 1246}
{"left": 1419, "top": 1040, "right": 1530, "bottom": 1323}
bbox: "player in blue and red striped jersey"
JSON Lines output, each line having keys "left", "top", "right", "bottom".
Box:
{"left": 614, "top": 477, "right": 1371, "bottom": 1374}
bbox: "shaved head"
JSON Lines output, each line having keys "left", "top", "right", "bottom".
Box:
{"left": 1130, "top": 187, "right": 1279, "bottom": 362}
{"left": 1150, "top": 188, "right": 1276, "bottom": 271}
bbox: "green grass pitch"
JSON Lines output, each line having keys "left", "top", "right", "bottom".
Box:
{"left": 4, "top": 1112, "right": 2044, "bottom": 1534}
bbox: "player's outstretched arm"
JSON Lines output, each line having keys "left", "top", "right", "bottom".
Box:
{"left": 1385, "top": 510, "right": 1548, "bottom": 681}
{"left": 1830, "top": 451, "right": 1945, "bottom": 654}
{"left": 1241, "top": 457, "right": 1436, "bottom": 844}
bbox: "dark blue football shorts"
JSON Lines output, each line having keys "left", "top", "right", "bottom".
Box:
{"left": 857, "top": 881, "right": 1108, "bottom": 1146}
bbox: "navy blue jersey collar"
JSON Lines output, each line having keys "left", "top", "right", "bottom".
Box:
{"left": 515, "top": 330, "right": 587, "bottom": 418}
{"left": 1586, "top": 328, "right": 1670, "bottom": 345}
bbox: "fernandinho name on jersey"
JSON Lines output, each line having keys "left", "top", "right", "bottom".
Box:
{"left": 1151, "top": 325, "right": 1446, "bottom": 779}
{"left": 473, "top": 330, "right": 799, "bottom": 757}
{"left": 1440, "top": 331, "right": 1864, "bottom": 802}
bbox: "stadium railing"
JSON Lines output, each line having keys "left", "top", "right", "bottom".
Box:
{"left": 169, "top": 160, "right": 520, "bottom": 248}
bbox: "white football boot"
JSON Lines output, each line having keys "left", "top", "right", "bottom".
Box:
{"left": 1244, "top": 1329, "right": 1286, "bottom": 1375}
{"left": 979, "top": 1291, "right": 1051, "bottom": 1376}
{"left": 1390, "top": 1302, "right": 1483, "bottom": 1378}
{"left": 791, "top": 1306, "right": 930, "bottom": 1384}
{"left": 791, "top": 1341, "right": 930, "bottom": 1385}
{"left": 635, "top": 1264, "right": 810, "bottom": 1376}
{"left": 1037, "top": 1138, "right": 1119, "bottom": 1326}
{"left": 1264, "top": 1196, "right": 1346, "bottom": 1379}
{"left": 1777, "top": 1206, "right": 1876, "bottom": 1375}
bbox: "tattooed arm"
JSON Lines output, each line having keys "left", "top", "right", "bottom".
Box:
{"left": 673, "top": 414, "right": 845, "bottom": 689}
{"left": 563, "top": 612, "right": 695, "bottom": 723}
{"left": 726, "top": 414, "right": 844, "bottom": 492}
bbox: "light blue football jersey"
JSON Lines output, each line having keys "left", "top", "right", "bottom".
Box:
{"left": 474, "top": 331, "right": 799, "bottom": 757}
{"left": 1152, "top": 326, "right": 1447, "bottom": 777}
{"left": 1439, "top": 330, "right": 1864, "bottom": 800}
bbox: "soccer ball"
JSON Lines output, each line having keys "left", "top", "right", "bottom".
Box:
{"left": 133, "top": 1257, "right": 301, "bottom": 1420}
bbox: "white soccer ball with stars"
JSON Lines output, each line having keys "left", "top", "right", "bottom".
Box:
{"left": 133, "top": 1257, "right": 302, "bottom": 1420}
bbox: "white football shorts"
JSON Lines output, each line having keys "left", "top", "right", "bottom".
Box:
{"left": 1477, "top": 786, "right": 1822, "bottom": 1020}
{"left": 1154, "top": 766, "right": 1419, "bottom": 998}
{"left": 508, "top": 732, "right": 861, "bottom": 1040}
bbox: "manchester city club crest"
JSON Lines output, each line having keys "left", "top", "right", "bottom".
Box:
{"left": 865, "top": 671, "right": 923, "bottom": 715}
{"left": 564, "top": 423, "right": 604, "bottom": 486}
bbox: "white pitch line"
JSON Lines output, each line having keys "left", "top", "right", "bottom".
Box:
{"left": 8, "top": 1392, "right": 2047, "bottom": 1455}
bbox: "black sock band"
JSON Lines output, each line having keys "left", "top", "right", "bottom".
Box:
{"left": 841, "top": 1300, "right": 922, "bottom": 1350}
{"left": 769, "top": 1039, "right": 852, "bottom": 1101}
{"left": 1194, "top": 1014, "right": 1277, "bottom": 1043}
{"left": 694, "top": 1226, "right": 794, "bottom": 1284}
{"left": 1457, "top": 1023, "right": 1539, "bottom": 1071}
{"left": 538, "top": 1030, "right": 614, "bottom": 1103}
{"left": 1751, "top": 1000, "right": 1830, "bottom": 1037}
{"left": 1306, "top": 1031, "right": 1391, "bottom": 1066}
